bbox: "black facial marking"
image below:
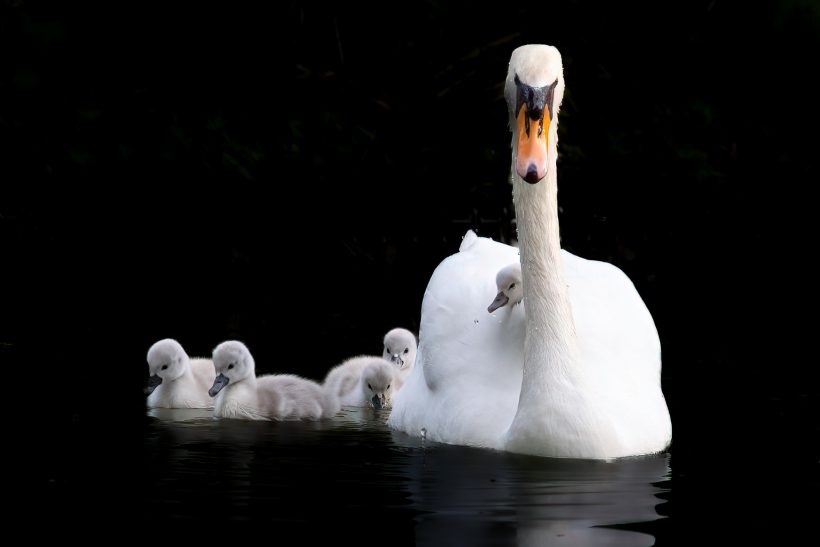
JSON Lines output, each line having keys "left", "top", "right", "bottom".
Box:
{"left": 514, "top": 74, "right": 560, "bottom": 124}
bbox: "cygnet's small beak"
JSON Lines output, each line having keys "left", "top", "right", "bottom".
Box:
{"left": 370, "top": 393, "right": 387, "bottom": 410}
{"left": 390, "top": 353, "right": 404, "bottom": 368}
{"left": 488, "top": 291, "right": 510, "bottom": 313}
{"left": 144, "top": 374, "right": 163, "bottom": 395}
{"left": 208, "top": 373, "right": 230, "bottom": 397}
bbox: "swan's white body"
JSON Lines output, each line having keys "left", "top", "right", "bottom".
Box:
{"left": 389, "top": 45, "right": 671, "bottom": 459}
{"left": 324, "top": 356, "right": 397, "bottom": 409}
{"left": 146, "top": 338, "right": 214, "bottom": 409}
{"left": 210, "top": 341, "right": 339, "bottom": 421}
{"left": 382, "top": 328, "right": 418, "bottom": 385}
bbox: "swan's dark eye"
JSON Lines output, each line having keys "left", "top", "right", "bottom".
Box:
{"left": 403, "top": 348, "right": 409, "bottom": 354}
{"left": 228, "top": 364, "right": 234, "bottom": 370}
{"left": 509, "top": 283, "right": 516, "bottom": 290}
{"left": 161, "top": 365, "right": 168, "bottom": 370}
{"left": 368, "top": 383, "right": 372, "bottom": 390}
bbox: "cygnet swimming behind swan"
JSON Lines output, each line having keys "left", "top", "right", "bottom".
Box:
{"left": 323, "top": 356, "right": 397, "bottom": 409}
{"left": 209, "top": 340, "right": 339, "bottom": 420}
{"left": 145, "top": 338, "right": 215, "bottom": 409}
{"left": 382, "top": 328, "right": 417, "bottom": 385}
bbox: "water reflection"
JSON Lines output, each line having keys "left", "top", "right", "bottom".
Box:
{"left": 392, "top": 429, "right": 668, "bottom": 546}
{"left": 141, "top": 408, "right": 668, "bottom": 545}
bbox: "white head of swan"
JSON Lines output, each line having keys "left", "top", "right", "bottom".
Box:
{"left": 488, "top": 262, "right": 523, "bottom": 313}
{"left": 145, "top": 338, "right": 215, "bottom": 409}
{"left": 389, "top": 44, "right": 671, "bottom": 459}
{"left": 382, "top": 328, "right": 417, "bottom": 371}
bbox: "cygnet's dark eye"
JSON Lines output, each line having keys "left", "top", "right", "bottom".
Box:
{"left": 386, "top": 347, "right": 391, "bottom": 354}
{"left": 228, "top": 364, "right": 235, "bottom": 370}
{"left": 161, "top": 365, "right": 168, "bottom": 370}
{"left": 403, "top": 348, "right": 409, "bottom": 354}
{"left": 368, "top": 383, "right": 373, "bottom": 390}
{"left": 386, "top": 384, "right": 390, "bottom": 390}
{"left": 509, "top": 283, "right": 516, "bottom": 290}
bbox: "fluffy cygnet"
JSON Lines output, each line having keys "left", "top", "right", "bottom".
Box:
{"left": 487, "top": 262, "right": 523, "bottom": 313}
{"left": 323, "top": 356, "right": 397, "bottom": 410}
{"left": 210, "top": 340, "right": 339, "bottom": 420}
{"left": 145, "top": 338, "right": 215, "bottom": 409}
{"left": 381, "top": 327, "right": 417, "bottom": 385}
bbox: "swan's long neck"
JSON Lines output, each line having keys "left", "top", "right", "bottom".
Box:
{"left": 507, "top": 118, "right": 610, "bottom": 457}
{"left": 512, "top": 123, "right": 580, "bottom": 396}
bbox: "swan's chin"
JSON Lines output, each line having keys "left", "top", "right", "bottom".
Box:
{"left": 518, "top": 164, "right": 547, "bottom": 184}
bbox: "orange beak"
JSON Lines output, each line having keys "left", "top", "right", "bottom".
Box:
{"left": 515, "top": 107, "right": 549, "bottom": 184}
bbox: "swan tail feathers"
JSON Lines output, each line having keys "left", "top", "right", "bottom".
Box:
{"left": 459, "top": 229, "right": 479, "bottom": 252}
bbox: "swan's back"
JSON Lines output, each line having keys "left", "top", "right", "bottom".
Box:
{"left": 390, "top": 234, "right": 524, "bottom": 447}
{"left": 390, "top": 233, "right": 670, "bottom": 454}
{"left": 417, "top": 235, "right": 521, "bottom": 389}
{"left": 563, "top": 253, "right": 670, "bottom": 452}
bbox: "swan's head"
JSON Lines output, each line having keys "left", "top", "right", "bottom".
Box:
{"left": 488, "top": 262, "right": 524, "bottom": 313}
{"left": 145, "top": 338, "right": 190, "bottom": 393}
{"left": 504, "top": 44, "right": 564, "bottom": 184}
{"left": 382, "top": 328, "right": 417, "bottom": 370}
{"left": 210, "top": 340, "right": 255, "bottom": 396}
{"left": 361, "top": 360, "right": 396, "bottom": 410}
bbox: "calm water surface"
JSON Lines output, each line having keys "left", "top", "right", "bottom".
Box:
{"left": 135, "top": 407, "right": 669, "bottom": 545}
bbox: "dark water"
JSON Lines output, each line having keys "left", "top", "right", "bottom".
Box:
{"left": 36, "top": 397, "right": 820, "bottom": 545}
{"left": 43, "top": 407, "right": 667, "bottom": 545}
{"left": 142, "top": 409, "right": 669, "bottom": 546}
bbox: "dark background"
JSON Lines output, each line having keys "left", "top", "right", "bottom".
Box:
{"left": 3, "top": 0, "right": 817, "bottom": 537}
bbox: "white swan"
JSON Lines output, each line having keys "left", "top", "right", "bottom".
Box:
{"left": 323, "top": 356, "right": 397, "bottom": 409}
{"left": 145, "top": 338, "right": 214, "bottom": 409}
{"left": 389, "top": 44, "right": 671, "bottom": 459}
{"left": 488, "top": 262, "right": 524, "bottom": 312}
{"left": 209, "top": 340, "right": 339, "bottom": 420}
{"left": 381, "top": 327, "right": 417, "bottom": 384}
